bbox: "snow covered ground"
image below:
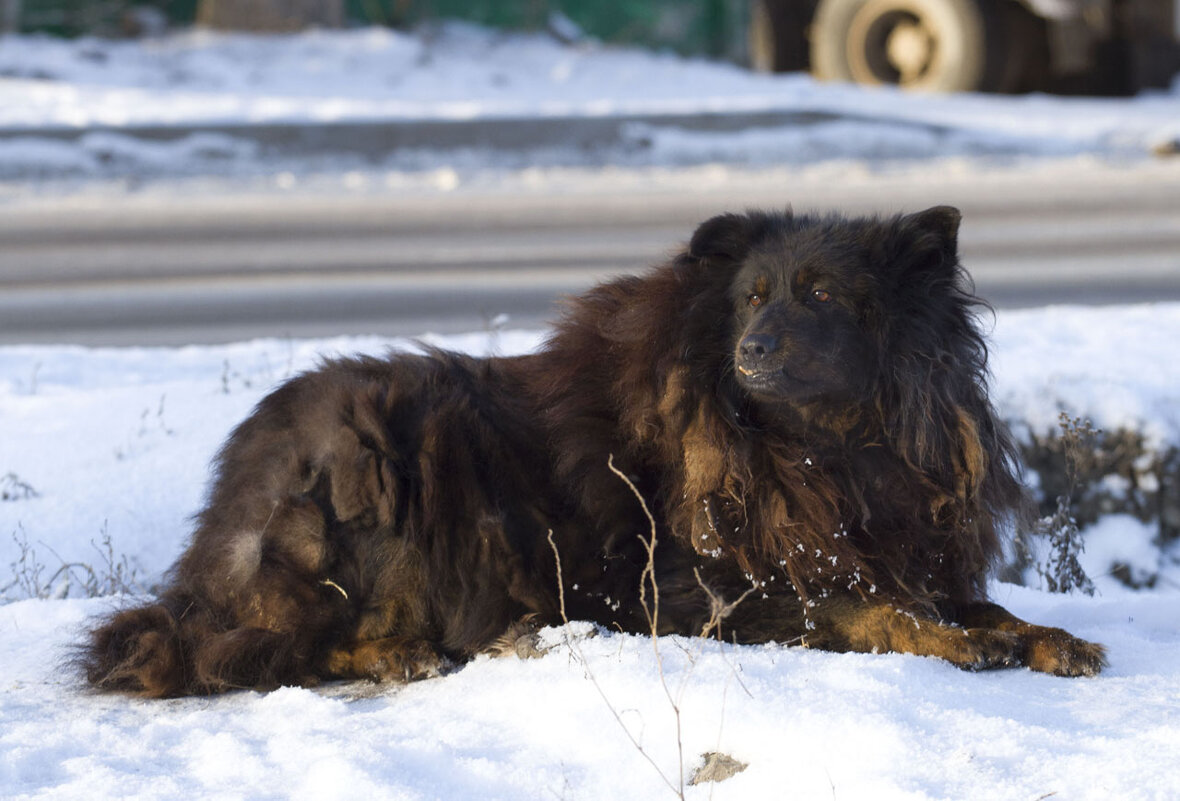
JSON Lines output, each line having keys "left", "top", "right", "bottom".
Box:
{"left": 2, "top": 307, "right": 1178, "bottom": 799}
{"left": 2, "top": 588, "right": 1177, "bottom": 800}
{"left": 2, "top": 23, "right": 1180, "bottom": 180}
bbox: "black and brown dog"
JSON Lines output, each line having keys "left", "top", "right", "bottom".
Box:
{"left": 82, "top": 206, "right": 1105, "bottom": 696}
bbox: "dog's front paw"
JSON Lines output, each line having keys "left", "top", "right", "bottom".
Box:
{"left": 1023, "top": 628, "right": 1107, "bottom": 677}
{"left": 956, "top": 629, "right": 1024, "bottom": 671}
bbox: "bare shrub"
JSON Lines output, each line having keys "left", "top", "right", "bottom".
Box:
{"left": 1, "top": 524, "right": 140, "bottom": 603}
{"left": 1021, "top": 414, "right": 1097, "bottom": 595}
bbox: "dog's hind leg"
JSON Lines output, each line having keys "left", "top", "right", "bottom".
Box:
{"left": 82, "top": 600, "right": 190, "bottom": 697}
{"left": 82, "top": 496, "right": 352, "bottom": 696}
{"left": 81, "top": 589, "right": 332, "bottom": 696}
{"left": 325, "top": 637, "right": 449, "bottom": 682}
{"left": 482, "top": 614, "right": 548, "bottom": 660}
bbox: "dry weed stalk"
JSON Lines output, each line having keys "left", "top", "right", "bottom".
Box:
{"left": 545, "top": 455, "right": 756, "bottom": 798}
{"left": 605, "top": 454, "right": 686, "bottom": 798}
{"left": 546, "top": 528, "right": 684, "bottom": 799}
{"left": 693, "top": 567, "right": 756, "bottom": 641}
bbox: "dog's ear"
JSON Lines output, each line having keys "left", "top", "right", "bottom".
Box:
{"left": 689, "top": 211, "right": 775, "bottom": 262}
{"left": 901, "top": 205, "right": 962, "bottom": 260}
{"left": 908, "top": 205, "right": 961, "bottom": 245}
{"left": 888, "top": 205, "right": 963, "bottom": 284}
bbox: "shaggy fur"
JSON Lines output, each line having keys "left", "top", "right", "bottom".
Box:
{"left": 82, "top": 206, "right": 1105, "bottom": 696}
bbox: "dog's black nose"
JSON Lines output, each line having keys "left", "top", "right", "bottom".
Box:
{"left": 739, "top": 332, "right": 777, "bottom": 362}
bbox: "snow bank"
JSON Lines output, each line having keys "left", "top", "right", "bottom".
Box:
{"left": 2, "top": 23, "right": 1179, "bottom": 176}
{"left": 992, "top": 304, "right": 1180, "bottom": 447}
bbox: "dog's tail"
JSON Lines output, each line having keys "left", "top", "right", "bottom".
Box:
{"left": 79, "top": 593, "right": 316, "bottom": 697}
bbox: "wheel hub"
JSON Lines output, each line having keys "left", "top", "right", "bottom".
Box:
{"left": 846, "top": 0, "right": 943, "bottom": 87}
{"left": 885, "top": 20, "right": 934, "bottom": 82}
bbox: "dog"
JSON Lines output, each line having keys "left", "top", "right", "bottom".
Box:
{"left": 82, "top": 206, "right": 1105, "bottom": 696}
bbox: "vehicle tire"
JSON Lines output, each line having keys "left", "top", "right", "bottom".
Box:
{"left": 749, "top": 0, "right": 813, "bottom": 73}
{"left": 810, "top": 0, "right": 1008, "bottom": 91}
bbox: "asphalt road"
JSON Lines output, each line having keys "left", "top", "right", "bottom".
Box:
{"left": 2, "top": 161, "right": 1179, "bottom": 346}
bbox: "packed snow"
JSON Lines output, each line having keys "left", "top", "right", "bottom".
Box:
{"left": 2, "top": 23, "right": 1180, "bottom": 179}
{"left": 2, "top": 307, "right": 1178, "bottom": 799}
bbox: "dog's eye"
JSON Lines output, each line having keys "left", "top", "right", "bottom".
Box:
{"left": 747, "top": 293, "right": 763, "bottom": 308}
{"left": 811, "top": 289, "right": 833, "bottom": 304}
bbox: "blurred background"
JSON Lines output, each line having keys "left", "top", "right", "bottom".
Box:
{"left": 5, "top": 0, "right": 1180, "bottom": 92}
{"left": 0, "top": 0, "right": 1179, "bottom": 344}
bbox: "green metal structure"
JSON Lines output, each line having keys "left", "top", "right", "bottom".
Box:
{"left": 362, "top": 0, "right": 742, "bottom": 57}
{"left": 7, "top": 1, "right": 195, "bottom": 36}
{"left": 8, "top": 0, "right": 745, "bottom": 60}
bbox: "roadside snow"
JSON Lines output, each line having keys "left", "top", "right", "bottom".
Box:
{"left": 1, "top": 23, "right": 1179, "bottom": 178}
{"left": 2, "top": 308, "right": 1179, "bottom": 799}
{"left": 992, "top": 304, "right": 1180, "bottom": 448}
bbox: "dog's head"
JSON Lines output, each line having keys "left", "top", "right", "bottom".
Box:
{"left": 688, "top": 206, "right": 1027, "bottom": 522}
{"left": 690, "top": 206, "right": 969, "bottom": 409}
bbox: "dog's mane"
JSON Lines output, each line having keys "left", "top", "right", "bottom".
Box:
{"left": 532, "top": 211, "right": 1028, "bottom": 612}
